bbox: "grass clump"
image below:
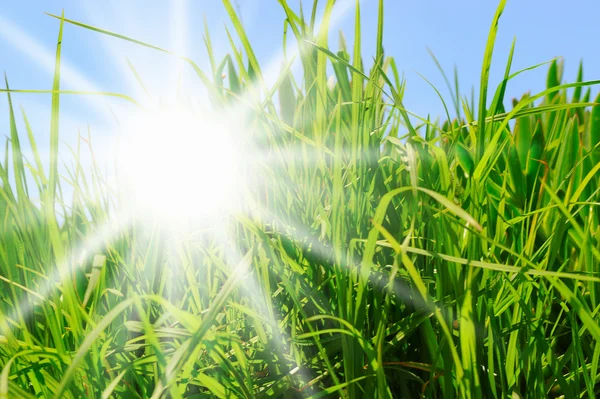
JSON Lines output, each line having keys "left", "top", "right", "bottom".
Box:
{"left": 1, "top": 1, "right": 600, "bottom": 398}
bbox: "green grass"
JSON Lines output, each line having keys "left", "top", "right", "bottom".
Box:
{"left": 1, "top": 1, "right": 600, "bottom": 398}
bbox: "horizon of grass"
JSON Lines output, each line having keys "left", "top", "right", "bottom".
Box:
{"left": 1, "top": 1, "right": 600, "bottom": 398}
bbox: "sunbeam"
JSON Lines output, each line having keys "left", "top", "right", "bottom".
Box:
{"left": 0, "top": 14, "right": 117, "bottom": 122}
{"left": 200, "top": 226, "right": 312, "bottom": 394}
{"left": 116, "top": 106, "right": 246, "bottom": 224}
{"left": 3, "top": 0, "right": 586, "bottom": 397}
{"left": 8, "top": 213, "right": 132, "bottom": 325}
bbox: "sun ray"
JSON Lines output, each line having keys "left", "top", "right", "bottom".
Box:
{"left": 0, "top": 14, "right": 118, "bottom": 123}
{"left": 212, "top": 222, "right": 313, "bottom": 392}
{"left": 250, "top": 205, "right": 426, "bottom": 305}
{"left": 261, "top": 0, "right": 361, "bottom": 89}
{"left": 115, "top": 106, "right": 246, "bottom": 224}
{"left": 168, "top": 0, "right": 189, "bottom": 97}
{"left": 8, "top": 213, "right": 132, "bottom": 324}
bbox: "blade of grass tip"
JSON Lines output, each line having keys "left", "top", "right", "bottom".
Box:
{"left": 488, "top": 37, "right": 515, "bottom": 116}
{"left": 474, "top": 80, "right": 600, "bottom": 183}
{"left": 126, "top": 59, "right": 150, "bottom": 96}
{"left": 454, "top": 66, "right": 461, "bottom": 119}
{"left": 4, "top": 75, "right": 28, "bottom": 207}
{"left": 298, "top": 0, "right": 308, "bottom": 37}
{"left": 572, "top": 59, "right": 583, "bottom": 103}
{"left": 46, "top": 13, "right": 169, "bottom": 53}
{"left": 415, "top": 72, "right": 453, "bottom": 133}
{"left": 202, "top": 14, "right": 218, "bottom": 79}
{"left": 227, "top": 54, "right": 242, "bottom": 94}
{"left": 427, "top": 48, "right": 461, "bottom": 119}
{"left": 375, "top": 63, "right": 417, "bottom": 136}
{"left": 375, "top": 0, "right": 384, "bottom": 63}
{"left": 448, "top": 100, "right": 594, "bottom": 145}
{"left": 305, "top": 41, "right": 377, "bottom": 91}
{"left": 313, "top": 0, "right": 335, "bottom": 146}
{"left": 309, "top": 0, "right": 319, "bottom": 32}
{"left": 21, "top": 107, "right": 47, "bottom": 186}
{"left": 477, "top": 0, "right": 507, "bottom": 162}
{"left": 546, "top": 58, "right": 561, "bottom": 104}
{"left": 282, "top": 13, "right": 289, "bottom": 60}
{"left": 222, "top": 26, "right": 258, "bottom": 103}
{"left": 45, "top": 13, "right": 217, "bottom": 101}
{"left": 221, "top": 0, "right": 277, "bottom": 114}
{"left": 330, "top": 33, "right": 352, "bottom": 102}
{"left": 370, "top": 6, "right": 387, "bottom": 170}
{"left": 49, "top": 12, "right": 63, "bottom": 207}
{"left": 277, "top": 0, "right": 304, "bottom": 43}
{"left": 504, "top": 57, "right": 560, "bottom": 86}
{"left": 350, "top": 0, "right": 362, "bottom": 167}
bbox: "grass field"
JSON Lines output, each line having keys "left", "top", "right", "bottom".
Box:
{"left": 1, "top": 0, "right": 600, "bottom": 398}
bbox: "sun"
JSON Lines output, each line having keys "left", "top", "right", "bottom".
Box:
{"left": 117, "top": 107, "right": 244, "bottom": 224}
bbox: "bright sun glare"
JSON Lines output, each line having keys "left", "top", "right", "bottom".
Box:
{"left": 118, "top": 108, "right": 243, "bottom": 223}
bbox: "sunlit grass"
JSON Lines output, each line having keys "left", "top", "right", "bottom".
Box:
{"left": 1, "top": 0, "right": 600, "bottom": 398}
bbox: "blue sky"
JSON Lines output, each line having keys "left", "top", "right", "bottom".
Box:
{"left": 0, "top": 0, "right": 598, "bottom": 157}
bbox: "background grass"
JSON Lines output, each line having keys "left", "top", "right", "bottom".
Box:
{"left": 1, "top": 0, "right": 600, "bottom": 398}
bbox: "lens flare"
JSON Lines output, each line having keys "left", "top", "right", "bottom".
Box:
{"left": 118, "top": 107, "right": 242, "bottom": 223}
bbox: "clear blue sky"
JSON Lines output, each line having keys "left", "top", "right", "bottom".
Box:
{"left": 0, "top": 0, "right": 598, "bottom": 157}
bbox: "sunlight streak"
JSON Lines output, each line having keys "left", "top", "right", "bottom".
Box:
{"left": 117, "top": 106, "right": 245, "bottom": 224}
{"left": 9, "top": 213, "right": 132, "bottom": 324}
{"left": 211, "top": 226, "right": 312, "bottom": 393}
{"left": 262, "top": 0, "right": 360, "bottom": 89}
{"left": 252, "top": 205, "right": 435, "bottom": 312}
{"left": 0, "top": 14, "right": 116, "bottom": 122}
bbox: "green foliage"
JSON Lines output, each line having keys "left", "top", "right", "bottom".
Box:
{"left": 1, "top": 1, "right": 600, "bottom": 398}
